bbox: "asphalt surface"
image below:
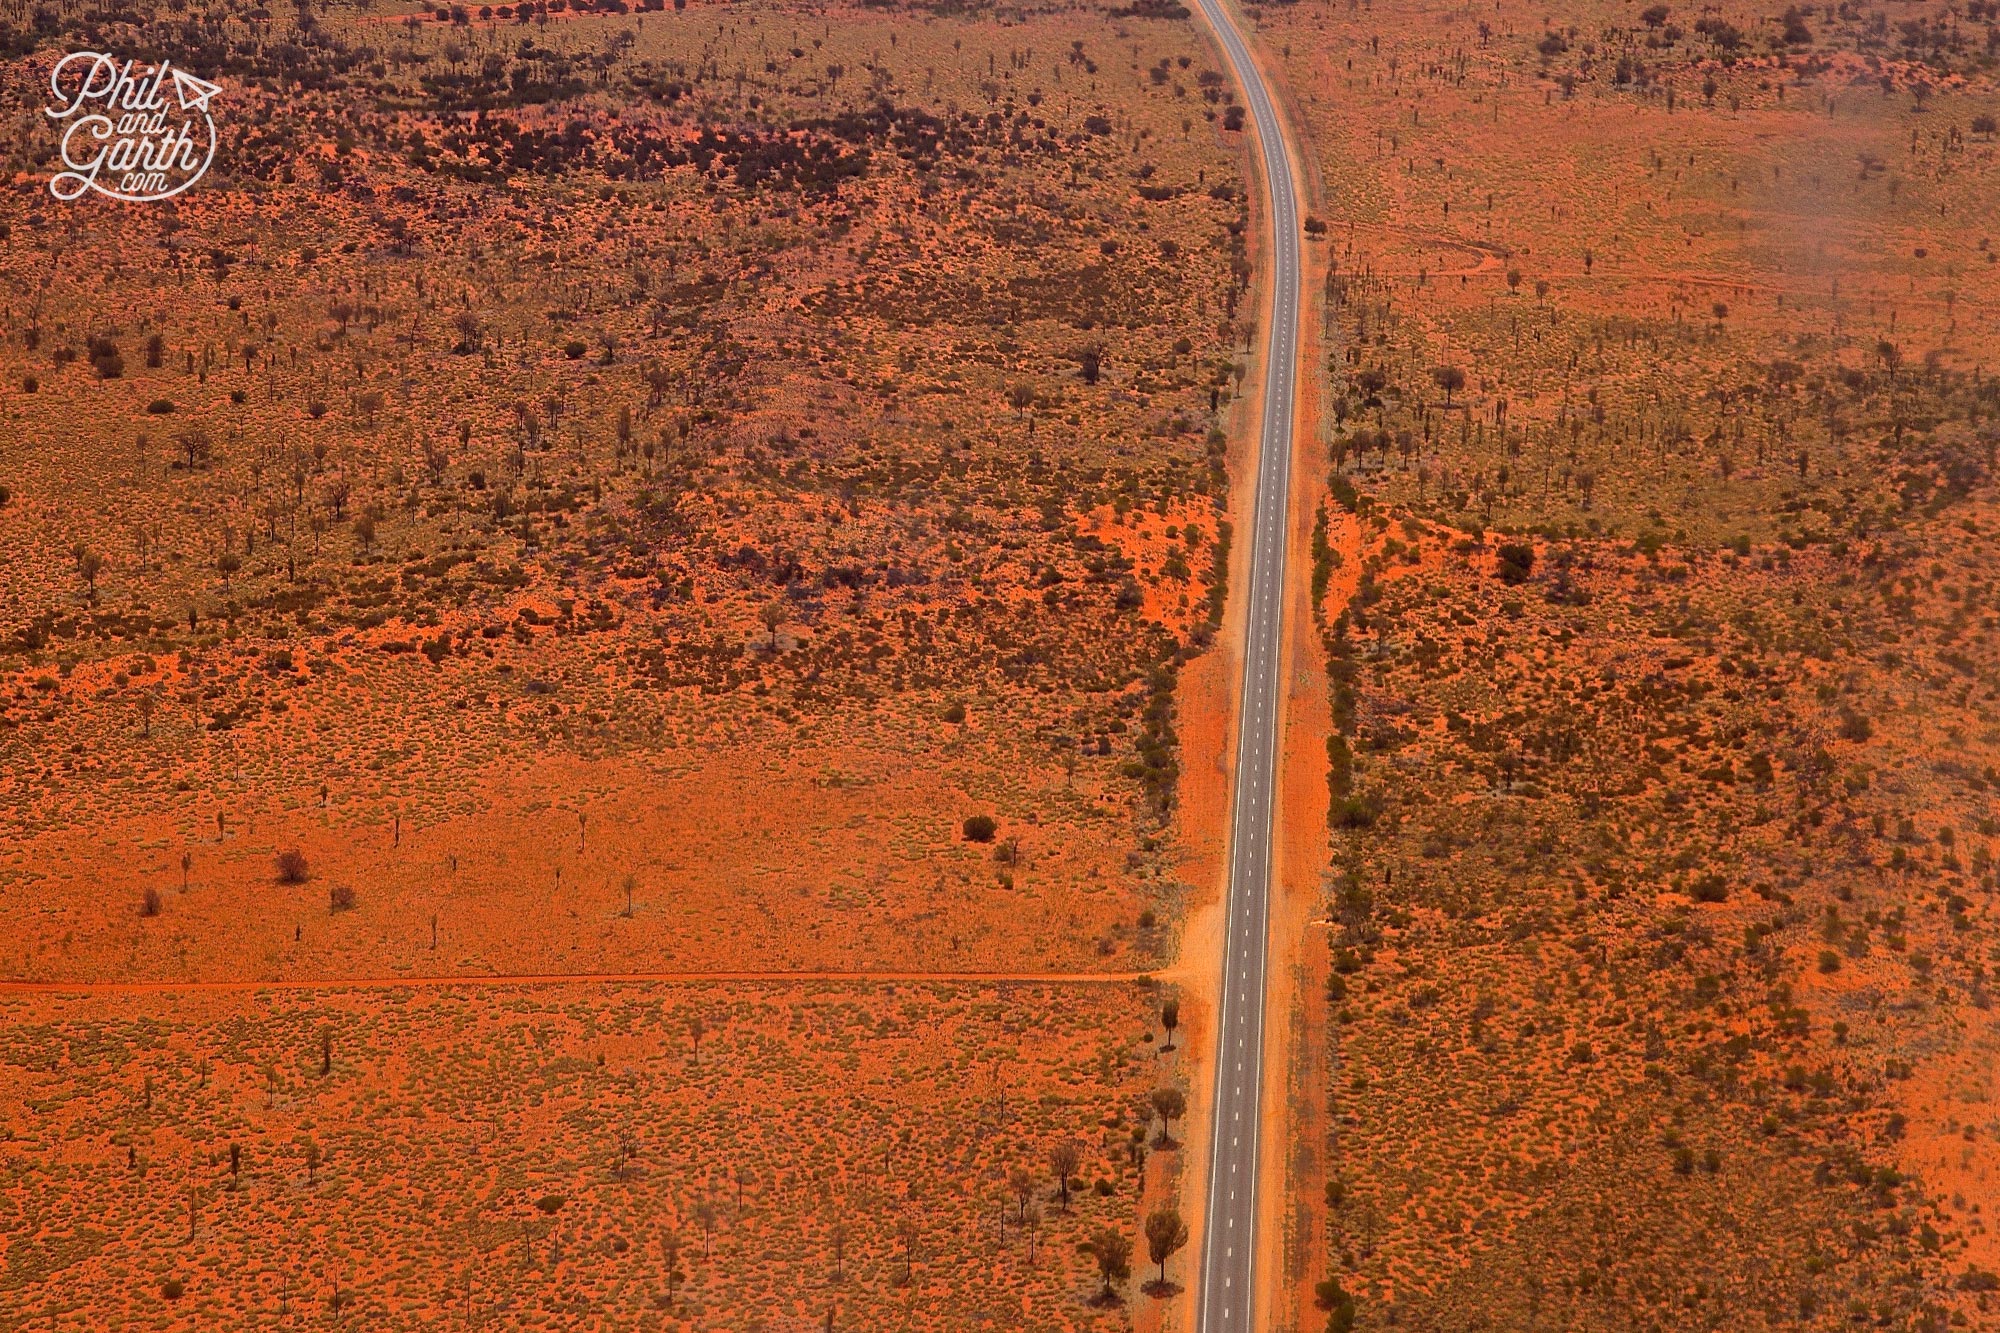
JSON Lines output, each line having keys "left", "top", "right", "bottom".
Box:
{"left": 1187, "top": 0, "right": 1301, "bottom": 1329}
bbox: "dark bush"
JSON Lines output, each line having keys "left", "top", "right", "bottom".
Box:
{"left": 962, "top": 815, "right": 998, "bottom": 843}
{"left": 276, "top": 849, "right": 309, "bottom": 883}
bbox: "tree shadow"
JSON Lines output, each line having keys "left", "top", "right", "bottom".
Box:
{"left": 1143, "top": 1279, "right": 1186, "bottom": 1299}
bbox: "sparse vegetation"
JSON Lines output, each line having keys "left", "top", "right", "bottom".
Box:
{"left": 1281, "top": 0, "right": 2000, "bottom": 1320}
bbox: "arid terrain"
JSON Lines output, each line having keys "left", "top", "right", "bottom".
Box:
{"left": 1255, "top": 0, "right": 2000, "bottom": 1327}
{"left": 0, "top": 0, "right": 1255, "bottom": 1323}
{"left": 8, "top": 0, "right": 1999, "bottom": 1326}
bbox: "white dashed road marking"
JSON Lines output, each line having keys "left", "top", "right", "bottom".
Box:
{"left": 1187, "top": 0, "right": 1304, "bottom": 1330}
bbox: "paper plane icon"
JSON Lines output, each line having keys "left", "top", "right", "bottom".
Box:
{"left": 170, "top": 67, "right": 222, "bottom": 113}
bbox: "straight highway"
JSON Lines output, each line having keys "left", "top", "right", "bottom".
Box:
{"left": 1186, "top": 0, "right": 1303, "bottom": 1329}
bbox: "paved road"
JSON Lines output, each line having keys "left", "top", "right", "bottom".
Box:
{"left": 1187, "top": 0, "right": 1302, "bottom": 1329}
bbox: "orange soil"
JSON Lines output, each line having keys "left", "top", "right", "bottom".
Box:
{"left": 2, "top": 742, "right": 1168, "bottom": 986}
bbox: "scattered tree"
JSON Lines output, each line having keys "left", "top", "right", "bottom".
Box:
{"left": 1049, "top": 1140, "right": 1082, "bottom": 1210}
{"left": 1144, "top": 1207, "right": 1189, "bottom": 1288}
{"left": 1150, "top": 1087, "right": 1186, "bottom": 1146}
{"left": 759, "top": 598, "right": 787, "bottom": 650}
{"left": 1010, "top": 1166, "right": 1034, "bottom": 1222}
{"left": 1078, "top": 1227, "right": 1132, "bottom": 1302}
{"left": 1317, "top": 1275, "right": 1358, "bottom": 1330}
{"left": 76, "top": 548, "right": 103, "bottom": 598}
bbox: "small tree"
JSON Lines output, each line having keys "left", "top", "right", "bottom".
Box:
{"left": 661, "top": 1229, "right": 685, "bottom": 1305}
{"left": 1049, "top": 1141, "right": 1081, "bottom": 1210}
{"left": 276, "top": 849, "right": 309, "bottom": 884}
{"left": 141, "top": 887, "right": 163, "bottom": 917}
{"left": 1009, "top": 1166, "right": 1034, "bottom": 1222}
{"left": 895, "top": 1216, "right": 919, "bottom": 1284}
{"left": 1160, "top": 997, "right": 1180, "bottom": 1051}
{"left": 1150, "top": 1087, "right": 1186, "bottom": 1147}
{"left": 1078, "top": 345, "right": 1103, "bottom": 385}
{"left": 1318, "top": 1275, "right": 1358, "bottom": 1331}
{"left": 1078, "top": 1227, "right": 1131, "bottom": 1302}
{"left": 693, "top": 1200, "right": 719, "bottom": 1257}
{"left": 178, "top": 428, "right": 212, "bottom": 469}
{"left": 758, "top": 598, "right": 787, "bottom": 650}
{"left": 77, "top": 549, "right": 104, "bottom": 598}
{"left": 963, "top": 815, "right": 998, "bottom": 843}
{"left": 1144, "top": 1207, "right": 1189, "bottom": 1288}
{"left": 1430, "top": 365, "right": 1465, "bottom": 405}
